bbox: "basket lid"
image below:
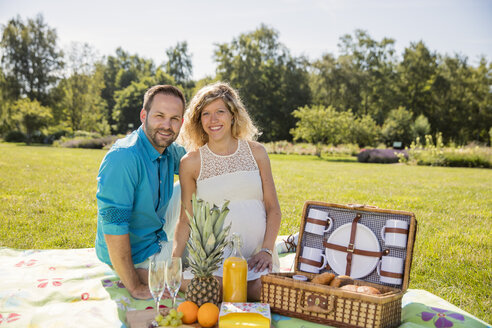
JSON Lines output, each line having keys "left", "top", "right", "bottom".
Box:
{"left": 294, "top": 201, "right": 417, "bottom": 291}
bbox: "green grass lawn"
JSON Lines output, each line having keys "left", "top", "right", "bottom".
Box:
{"left": 1, "top": 142, "right": 491, "bottom": 323}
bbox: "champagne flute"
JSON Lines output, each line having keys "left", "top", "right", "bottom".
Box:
{"left": 165, "top": 257, "right": 182, "bottom": 309}
{"left": 148, "top": 252, "right": 166, "bottom": 323}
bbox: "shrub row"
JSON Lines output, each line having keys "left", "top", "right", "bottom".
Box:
{"left": 410, "top": 148, "right": 492, "bottom": 168}
{"left": 55, "top": 135, "right": 119, "bottom": 149}
{"left": 357, "top": 149, "right": 408, "bottom": 163}
{"left": 4, "top": 129, "right": 70, "bottom": 144}
{"left": 263, "top": 141, "right": 360, "bottom": 157}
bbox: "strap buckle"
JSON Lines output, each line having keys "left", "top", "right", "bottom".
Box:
{"left": 347, "top": 243, "right": 355, "bottom": 253}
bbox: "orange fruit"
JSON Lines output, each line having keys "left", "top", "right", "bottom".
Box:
{"left": 197, "top": 302, "right": 219, "bottom": 328}
{"left": 177, "top": 300, "right": 199, "bottom": 324}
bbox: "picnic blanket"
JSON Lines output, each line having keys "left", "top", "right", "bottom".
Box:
{"left": 1, "top": 246, "right": 489, "bottom": 328}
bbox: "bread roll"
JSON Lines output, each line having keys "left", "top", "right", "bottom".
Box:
{"left": 329, "top": 275, "right": 354, "bottom": 287}
{"left": 340, "top": 284, "right": 358, "bottom": 292}
{"left": 356, "top": 286, "right": 381, "bottom": 295}
{"left": 311, "top": 272, "right": 335, "bottom": 285}
{"left": 340, "top": 284, "right": 381, "bottom": 295}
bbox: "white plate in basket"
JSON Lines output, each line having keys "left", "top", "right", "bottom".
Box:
{"left": 325, "top": 223, "right": 380, "bottom": 279}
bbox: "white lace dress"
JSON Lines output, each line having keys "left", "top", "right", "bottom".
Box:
{"left": 196, "top": 139, "right": 280, "bottom": 281}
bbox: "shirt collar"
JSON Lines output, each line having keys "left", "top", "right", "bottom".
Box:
{"left": 137, "top": 125, "right": 169, "bottom": 161}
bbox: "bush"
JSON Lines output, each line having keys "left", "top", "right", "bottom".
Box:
{"left": 291, "top": 105, "right": 355, "bottom": 156}
{"left": 442, "top": 151, "right": 491, "bottom": 168}
{"left": 357, "top": 148, "right": 408, "bottom": 164}
{"left": 381, "top": 107, "right": 415, "bottom": 147}
{"left": 4, "top": 130, "right": 26, "bottom": 142}
{"left": 324, "top": 144, "right": 360, "bottom": 157}
{"left": 55, "top": 135, "right": 118, "bottom": 149}
{"left": 44, "top": 129, "right": 70, "bottom": 144}
{"left": 406, "top": 134, "right": 492, "bottom": 168}
{"left": 11, "top": 99, "right": 52, "bottom": 144}
{"left": 263, "top": 141, "right": 359, "bottom": 157}
{"left": 30, "top": 130, "right": 47, "bottom": 144}
{"left": 73, "top": 130, "right": 102, "bottom": 139}
{"left": 352, "top": 115, "right": 380, "bottom": 147}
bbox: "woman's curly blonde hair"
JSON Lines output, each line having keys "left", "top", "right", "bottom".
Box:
{"left": 178, "top": 81, "right": 259, "bottom": 150}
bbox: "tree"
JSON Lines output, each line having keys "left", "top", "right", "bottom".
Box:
{"left": 101, "top": 48, "right": 156, "bottom": 132}
{"left": 165, "top": 41, "right": 193, "bottom": 86}
{"left": 112, "top": 70, "right": 175, "bottom": 133}
{"left": 0, "top": 14, "right": 63, "bottom": 105}
{"left": 398, "top": 41, "right": 438, "bottom": 118}
{"left": 381, "top": 107, "right": 415, "bottom": 147}
{"left": 0, "top": 67, "right": 17, "bottom": 134}
{"left": 460, "top": 57, "right": 491, "bottom": 143}
{"left": 214, "top": 24, "right": 311, "bottom": 141}
{"left": 54, "top": 43, "right": 109, "bottom": 134}
{"left": 412, "top": 114, "right": 431, "bottom": 141}
{"left": 290, "top": 105, "right": 354, "bottom": 156}
{"left": 432, "top": 54, "right": 483, "bottom": 144}
{"left": 12, "top": 98, "right": 52, "bottom": 144}
{"left": 309, "top": 30, "right": 399, "bottom": 124}
{"left": 337, "top": 30, "right": 399, "bottom": 123}
{"left": 310, "top": 53, "right": 362, "bottom": 112}
{"left": 352, "top": 114, "right": 380, "bottom": 147}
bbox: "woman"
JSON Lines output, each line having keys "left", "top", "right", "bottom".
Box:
{"left": 172, "top": 82, "right": 281, "bottom": 300}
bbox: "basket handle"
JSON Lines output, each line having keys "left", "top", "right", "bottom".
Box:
{"left": 347, "top": 203, "right": 379, "bottom": 209}
{"left": 299, "top": 291, "right": 335, "bottom": 314}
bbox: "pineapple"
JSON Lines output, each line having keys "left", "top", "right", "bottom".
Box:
{"left": 185, "top": 194, "right": 231, "bottom": 306}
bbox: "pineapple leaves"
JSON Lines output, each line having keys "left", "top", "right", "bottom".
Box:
{"left": 185, "top": 194, "right": 231, "bottom": 277}
{"left": 214, "top": 200, "right": 230, "bottom": 236}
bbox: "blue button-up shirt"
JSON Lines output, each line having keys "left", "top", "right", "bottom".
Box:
{"left": 95, "top": 126, "right": 186, "bottom": 265}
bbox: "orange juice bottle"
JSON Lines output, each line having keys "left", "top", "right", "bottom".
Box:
{"left": 223, "top": 233, "right": 248, "bottom": 302}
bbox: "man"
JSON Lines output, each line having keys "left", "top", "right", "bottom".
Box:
{"left": 95, "top": 85, "right": 186, "bottom": 299}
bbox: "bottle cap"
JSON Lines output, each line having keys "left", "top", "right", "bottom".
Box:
{"left": 232, "top": 232, "right": 242, "bottom": 248}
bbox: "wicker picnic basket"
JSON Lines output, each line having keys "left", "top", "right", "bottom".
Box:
{"left": 261, "top": 201, "right": 417, "bottom": 328}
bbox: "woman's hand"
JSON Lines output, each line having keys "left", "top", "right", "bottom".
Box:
{"left": 248, "top": 250, "right": 273, "bottom": 273}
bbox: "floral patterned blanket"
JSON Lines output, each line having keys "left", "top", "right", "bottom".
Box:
{"left": 0, "top": 247, "right": 489, "bottom": 328}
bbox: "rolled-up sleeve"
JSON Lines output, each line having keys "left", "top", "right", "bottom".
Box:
{"left": 172, "top": 144, "right": 187, "bottom": 175}
{"left": 96, "top": 149, "right": 137, "bottom": 235}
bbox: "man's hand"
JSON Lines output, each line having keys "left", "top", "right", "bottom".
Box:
{"left": 127, "top": 282, "right": 153, "bottom": 300}
{"left": 105, "top": 234, "right": 154, "bottom": 300}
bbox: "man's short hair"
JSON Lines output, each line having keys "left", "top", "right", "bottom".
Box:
{"left": 143, "top": 85, "right": 186, "bottom": 113}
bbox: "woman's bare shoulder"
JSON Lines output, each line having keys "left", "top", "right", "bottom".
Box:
{"left": 180, "top": 149, "right": 201, "bottom": 172}
{"left": 247, "top": 140, "right": 268, "bottom": 159}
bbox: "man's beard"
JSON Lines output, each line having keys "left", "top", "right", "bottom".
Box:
{"left": 145, "top": 119, "right": 176, "bottom": 150}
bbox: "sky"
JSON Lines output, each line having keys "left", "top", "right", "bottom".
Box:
{"left": 1, "top": 0, "right": 491, "bottom": 80}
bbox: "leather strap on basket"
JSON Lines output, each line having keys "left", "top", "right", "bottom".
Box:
{"left": 323, "top": 241, "right": 387, "bottom": 258}
{"left": 299, "top": 257, "right": 323, "bottom": 268}
{"left": 306, "top": 217, "right": 327, "bottom": 226}
{"left": 345, "top": 214, "right": 361, "bottom": 275}
{"left": 384, "top": 227, "right": 408, "bottom": 234}
{"left": 379, "top": 270, "right": 403, "bottom": 279}
{"left": 323, "top": 213, "right": 389, "bottom": 276}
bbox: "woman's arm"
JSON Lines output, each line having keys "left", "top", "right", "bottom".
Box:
{"left": 172, "top": 151, "right": 200, "bottom": 258}
{"left": 248, "top": 141, "right": 282, "bottom": 272}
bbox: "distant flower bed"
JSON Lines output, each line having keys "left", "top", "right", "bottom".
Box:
{"left": 54, "top": 134, "right": 119, "bottom": 149}
{"left": 357, "top": 148, "right": 408, "bottom": 164}
{"left": 403, "top": 134, "right": 492, "bottom": 168}
{"left": 263, "top": 141, "right": 360, "bottom": 157}
{"left": 408, "top": 146, "right": 491, "bottom": 168}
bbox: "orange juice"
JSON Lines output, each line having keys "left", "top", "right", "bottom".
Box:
{"left": 223, "top": 256, "right": 247, "bottom": 302}
{"left": 223, "top": 233, "right": 248, "bottom": 302}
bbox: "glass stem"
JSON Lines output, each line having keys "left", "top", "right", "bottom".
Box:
{"left": 155, "top": 299, "right": 159, "bottom": 317}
